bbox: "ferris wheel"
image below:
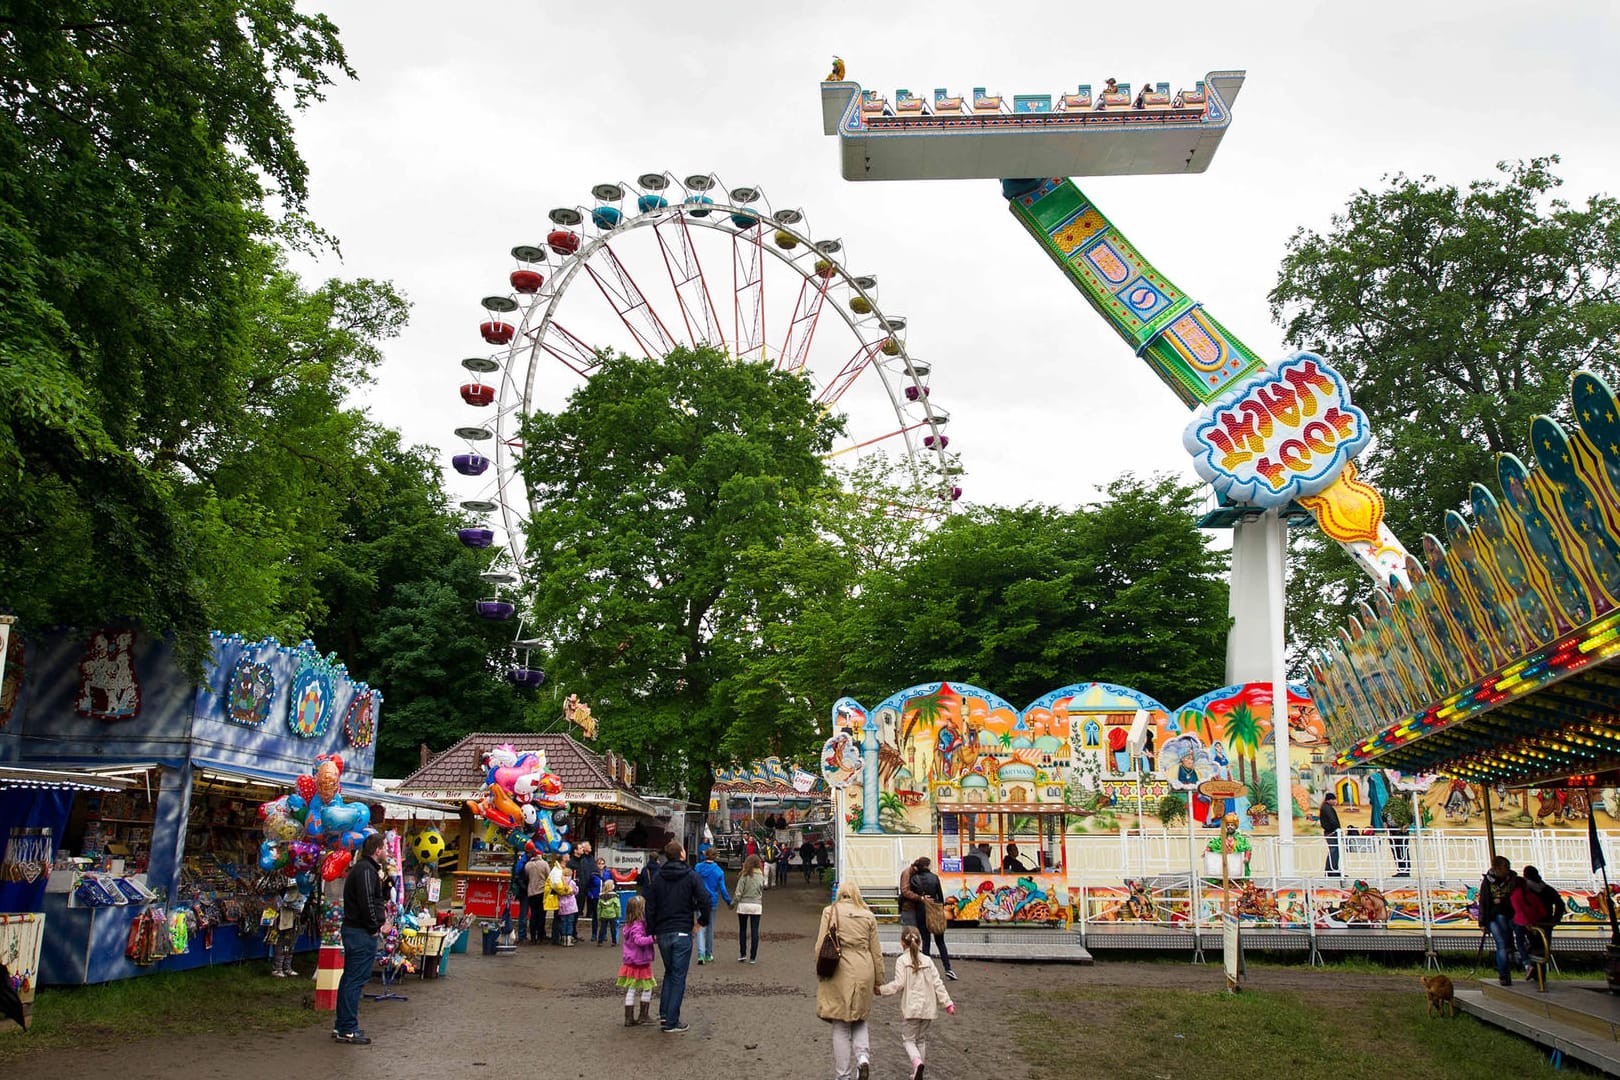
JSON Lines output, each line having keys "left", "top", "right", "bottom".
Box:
{"left": 450, "top": 171, "right": 960, "bottom": 660}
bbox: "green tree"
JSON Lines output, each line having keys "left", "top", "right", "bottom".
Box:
{"left": 1269, "top": 158, "right": 1620, "bottom": 658}
{"left": 516, "top": 345, "right": 843, "bottom": 802}
{"left": 0, "top": 3, "right": 353, "bottom": 658}
{"left": 1223, "top": 702, "right": 1259, "bottom": 787}
{"left": 842, "top": 474, "right": 1230, "bottom": 709}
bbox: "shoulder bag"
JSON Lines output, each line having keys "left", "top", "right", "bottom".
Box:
{"left": 924, "top": 897, "right": 947, "bottom": 936}
{"left": 815, "top": 903, "right": 843, "bottom": 978}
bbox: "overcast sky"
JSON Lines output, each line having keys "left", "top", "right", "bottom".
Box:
{"left": 286, "top": 1, "right": 1620, "bottom": 523}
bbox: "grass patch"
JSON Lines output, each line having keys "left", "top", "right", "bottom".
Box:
{"left": 1012, "top": 985, "right": 1580, "bottom": 1079}
{"left": 1249, "top": 954, "right": 1604, "bottom": 981}
{"left": 0, "top": 961, "right": 322, "bottom": 1063}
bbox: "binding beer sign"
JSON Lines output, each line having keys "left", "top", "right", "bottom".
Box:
{"left": 1183, "top": 352, "right": 1371, "bottom": 509}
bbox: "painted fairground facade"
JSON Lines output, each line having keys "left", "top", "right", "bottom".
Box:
{"left": 831, "top": 679, "right": 1620, "bottom": 931}
{"left": 830, "top": 680, "right": 1326, "bottom": 927}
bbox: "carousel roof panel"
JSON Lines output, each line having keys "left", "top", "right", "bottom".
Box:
{"left": 1316, "top": 370, "right": 1620, "bottom": 788}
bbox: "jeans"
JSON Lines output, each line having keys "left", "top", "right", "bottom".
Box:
{"left": 584, "top": 894, "right": 598, "bottom": 925}
{"left": 528, "top": 895, "right": 547, "bottom": 942}
{"left": 551, "top": 908, "right": 565, "bottom": 943}
{"left": 560, "top": 913, "right": 576, "bottom": 939}
{"left": 737, "top": 913, "right": 760, "bottom": 959}
{"left": 1324, "top": 832, "right": 1341, "bottom": 875}
{"left": 1487, "top": 914, "right": 1516, "bottom": 979}
{"left": 696, "top": 905, "right": 717, "bottom": 957}
{"left": 657, "top": 931, "right": 693, "bottom": 1028}
{"left": 594, "top": 916, "right": 620, "bottom": 943}
{"left": 335, "top": 927, "right": 378, "bottom": 1035}
{"left": 1514, "top": 922, "right": 1551, "bottom": 968}
{"left": 828, "top": 1019, "right": 870, "bottom": 1080}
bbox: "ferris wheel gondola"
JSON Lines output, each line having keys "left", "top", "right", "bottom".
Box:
{"left": 451, "top": 170, "right": 960, "bottom": 641}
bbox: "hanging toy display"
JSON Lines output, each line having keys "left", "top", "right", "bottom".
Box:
{"left": 464, "top": 744, "right": 571, "bottom": 873}
{"left": 256, "top": 753, "right": 378, "bottom": 893}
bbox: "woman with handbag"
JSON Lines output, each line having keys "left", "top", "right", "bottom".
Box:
{"left": 815, "top": 880, "right": 884, "bottom": 1080}
{"left": 899, "top": 857, "right": 956, "bottom": 981}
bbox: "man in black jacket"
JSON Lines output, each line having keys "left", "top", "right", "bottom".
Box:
{"left": 1320, "top": 794, "right": 1342, "bottom": 876}
{"left": 642, "top": 840, "right": 710, "bottom": 1034}
{"left": 335, "top": 832, "right": 388, "bottom": 1044}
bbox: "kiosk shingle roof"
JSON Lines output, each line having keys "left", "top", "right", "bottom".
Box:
{"left": 397, "top": 731, "right": 617, "bottom": 796}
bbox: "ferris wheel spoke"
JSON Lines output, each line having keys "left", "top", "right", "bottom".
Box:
{"left": 655, "top": 215, "right": 727, "bottom": 350}
{"left": 777, "top": 272, "right": 832, "bottom": 374}
{"left": 815, "top": 339, "right": 886, "bottom": 406}
{"left": 585, "top": 245, "right": 679, "bottom": 359}
{"left": 825, "top": 419, "right": 934, "bottom": 457}
{"left": 733, "top": 224, "right": 767, "bottom": 362}
{"left": 538, "top": 321, "right": 607, "bottom": 377}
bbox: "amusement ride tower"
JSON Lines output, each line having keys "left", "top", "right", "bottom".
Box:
{"left": 820, "top": 69, "right": 1413, "bottom": 870}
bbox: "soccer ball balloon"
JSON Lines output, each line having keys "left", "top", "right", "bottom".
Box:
{"left": 411, "top": 828, "right": 446, "bottom": 866}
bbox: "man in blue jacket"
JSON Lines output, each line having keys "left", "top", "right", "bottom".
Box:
{"left": 692, "top": 848, "right": 732, "bottom": 964}
{"left": 643, "top": 840, "right": 711, "bottom": 1034}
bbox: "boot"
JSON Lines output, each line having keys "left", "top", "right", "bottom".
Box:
{"left": 638, "top": 1001, "right": 652, "bottom": 1025}
{"left": 625, "top": 1004, "right": 639, "bottom": 1027}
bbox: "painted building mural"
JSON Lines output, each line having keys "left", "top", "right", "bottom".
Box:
{"left": 836, "top": 680, "right": 1620, "bottom": 929}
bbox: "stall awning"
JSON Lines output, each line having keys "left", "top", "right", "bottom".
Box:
{"left": 0, "top": 765, "right": 135, "bottom": 792}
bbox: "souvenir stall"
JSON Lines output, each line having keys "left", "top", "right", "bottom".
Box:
{"left": 396, "top": 731, "right": 657, "bottom": 918}
{"left": 0, "top": 626, "right": 400, "bottom": 985}
{"left": 0, "top": 765, "right": 139, "bottom": 1031}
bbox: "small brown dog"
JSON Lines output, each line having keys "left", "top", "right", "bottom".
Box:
{"left": 1421, "top": 974, "right": 1456, "bottom": 1018}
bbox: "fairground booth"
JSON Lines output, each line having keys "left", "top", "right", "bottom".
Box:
{"left": 396, "top": 731, "right": 657, "bottom": 918}
{"left": 709, "top": 757, "right": 832, "bottom": 863}
{"left": 0, "top": 625, "right": 448, "bottom": 987}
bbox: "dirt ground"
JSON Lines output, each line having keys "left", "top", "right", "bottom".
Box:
{"left": 15, "top": 878, "right": 1433, "bottom": 1080}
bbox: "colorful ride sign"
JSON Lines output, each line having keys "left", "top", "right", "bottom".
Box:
{"left": 1183, "top": 352, "right": 1371, "bottom": 510}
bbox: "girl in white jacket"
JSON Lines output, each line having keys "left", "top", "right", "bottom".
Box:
{"left": 878, "top": 926, "right": 956, "bottom": 1080}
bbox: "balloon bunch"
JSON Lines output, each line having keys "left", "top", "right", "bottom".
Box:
{"left": 464, "top": 744, "right": 571, "bottom": 875}
{"left": 257, "top": 753, "right": 377, "bottom": 892}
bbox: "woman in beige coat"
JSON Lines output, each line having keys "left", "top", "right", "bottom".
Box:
{"left": 815, "top": 880, "right": 884, "bottom": 1080}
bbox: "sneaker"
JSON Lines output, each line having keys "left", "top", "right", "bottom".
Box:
{"left": 748, "top": 958, "right": 757, "bottom": 964}
{"left": 944, "top": 969, "right": 959, "bottom": 981}
{"left": 914, "top": 1064, "right": 925, "bottom": 1080}
{"left": 1498, "top": 975, "right": 1512, "bottom": 986}
{"left": 333, "top": 1031, "right": 372, "bottom": 1045}
{"left": 738, "top": 955, "right": 747, "bottom": 962}
{"left": 271, "top": 970, "right": 285, "bottom": 978}
{"left": 662, "top": 1022, "right": 690, "bottom": 1034}
{"left": 858, "top": 1060, "right": 870, "bottom": 1080}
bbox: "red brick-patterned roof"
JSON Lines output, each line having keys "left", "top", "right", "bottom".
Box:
{"left": 396, "top": 732, "right": 624, "bottom": 801}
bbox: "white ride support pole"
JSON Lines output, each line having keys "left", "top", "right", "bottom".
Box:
{"left": 1267, "top": 509, "right": 1295, "bottom": 876}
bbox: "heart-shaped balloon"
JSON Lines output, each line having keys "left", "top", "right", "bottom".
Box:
{"left": 296, "top": 774, "right": 317, "bottom": 801}
{"left": 320, "top": 848, "right": 352, "bottom": 882}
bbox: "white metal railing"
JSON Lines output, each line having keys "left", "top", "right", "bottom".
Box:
{"left": 845, "top": 827, "right": 1620, "bottom": 940}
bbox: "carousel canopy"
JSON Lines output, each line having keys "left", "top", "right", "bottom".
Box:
{"left": 1314, "top": 372, "right": 1620, "bottom": 787}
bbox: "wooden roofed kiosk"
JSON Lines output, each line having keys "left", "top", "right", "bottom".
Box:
{"left": 396, "top": 732, "right": 656, "bottom": 917}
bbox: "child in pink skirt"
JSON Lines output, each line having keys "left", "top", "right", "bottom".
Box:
{"left": 617, "top": 895, "right": 656, "bottom": 1026}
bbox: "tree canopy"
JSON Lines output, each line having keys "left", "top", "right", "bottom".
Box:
{"left": 0, "top": 3, "right": 355, "bottom": 659}
{"left": 1268, "top": 157, "right": 1620, "bottom": 657}
{"left": 517, "top": 345, "right": 844, "bottom": 800}
{"left": 838, "top": 475, "right": 1231, "bottom": 709}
